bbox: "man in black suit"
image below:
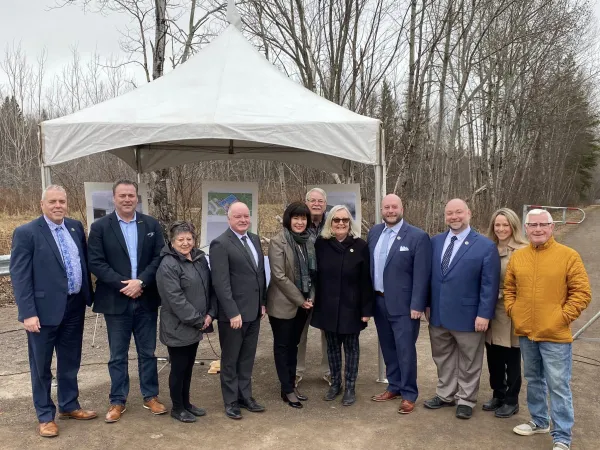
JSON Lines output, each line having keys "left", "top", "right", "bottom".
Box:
{"left": 210, "top": 201, "right": 267, "bottom": 419}
{"left": 88, "top": 179, "right": 166, "bottom": 423}
{"left": 10, "top": 185, "right": 97, "bottom": 437}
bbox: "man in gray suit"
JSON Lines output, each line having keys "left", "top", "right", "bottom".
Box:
{"left": 210, "top": 201, "right": 267, "bottom": 420}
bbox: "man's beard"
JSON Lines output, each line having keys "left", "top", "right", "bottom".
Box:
{"left": 383, "top": 214, "right": 402, "bottom": 225}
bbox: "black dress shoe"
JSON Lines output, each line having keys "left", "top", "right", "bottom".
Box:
{"left": 281, "top": 393, "right": 303, "bottom": 409}
{"left": 423, "top": 396, "right": 456, "bottom": 409}
{"left": 482, "top": 397, "right": 504, "bottom": 411}
{"left": 456, "top": 405, "right": 473, "bottom": 419}
{"left": 324, "top": 385, "right": 342, "bottom": 401}
{"left": 171, "top": 409, "right": 197, "bottom": 423}
{"left": 225, "top": 403, "right": 242, "bottom": 420}
{"left": 185, "top": 404, "right": 206, "bottom": 417}
{"left": 238, "top": 397, "right": 265, "bottom": 412}
{"left": 294, "top": 388, "right": 308, "bottom": 402}
{"left": 342, "top": 389, "right": 356, "bottom": 406}
{"left": 495, "top": 403, "right": 519, "bottom": 418}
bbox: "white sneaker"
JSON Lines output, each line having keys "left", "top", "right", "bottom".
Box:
{"left": 513, "top": 421, "right": 551, "bottom": 436}
{"left": 553, "top": 443, "right": 570, "bottom": 450}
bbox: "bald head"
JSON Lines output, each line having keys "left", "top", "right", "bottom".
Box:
{"left": 444, "top": 198, "right": 471, "bottom": 234}
{"left": 381, "top": 194, "right": 404, "bottom": 226}
{"left": 228, "top": 202, "right": 251, "bottom": 234}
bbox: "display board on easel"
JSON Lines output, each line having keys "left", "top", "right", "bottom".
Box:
{"left": 200, "top": 181, "right": 259, "bottom": 248}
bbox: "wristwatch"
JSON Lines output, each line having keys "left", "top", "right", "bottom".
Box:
{"left": 138, "top": 280, "right": 146, "bottom": 288}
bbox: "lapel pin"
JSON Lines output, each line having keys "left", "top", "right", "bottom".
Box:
{"left": 138, "top": 220, "right": 143, "bottom": 224}
{"left": 465, "top": 241, "right": 469, "bottom": 245}
{"left": 70, "top": 228, "right": 75, "bottom": 232}
{"left": 397, "top": 236, "right": 401, "bottom": 240}
{"left": 350, "top": 249, "right": 354, "bottom": 252}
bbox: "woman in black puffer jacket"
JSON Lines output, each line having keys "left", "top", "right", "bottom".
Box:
{"left": 156, "top": 221, "right": 217, "bottom": 423}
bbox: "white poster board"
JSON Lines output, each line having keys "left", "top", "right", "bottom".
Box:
{"left": 307, "top": 184, "right": 362, "bottom": 225}
{"left": 201, "top": 181, "right": 259, "bottom": 248}
{"left": 84, "top": 182, "right": 150, "bottom": 234}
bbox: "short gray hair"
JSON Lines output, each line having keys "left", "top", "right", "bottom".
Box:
{"left": 321, "top": 205, "right": 360, "bottom": 239}
{"left": 525, "top": 208, "right": 553, "bottom": 224}
{"left": 41, "top": 185, "right": 67, "bottom": 201}
{"left": 168, "top": 221, "right": 197, "bottom": 243}
{"left": 305, "top": 187, "right": 327, "bottom": 203}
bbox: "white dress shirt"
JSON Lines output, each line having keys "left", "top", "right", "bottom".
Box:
{"left": 231, "top": 228, "right": 259, "bottom": 266}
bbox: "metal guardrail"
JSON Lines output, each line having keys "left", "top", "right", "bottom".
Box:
{"left": 0, "top": 254, "right": 9, "bottom": 277}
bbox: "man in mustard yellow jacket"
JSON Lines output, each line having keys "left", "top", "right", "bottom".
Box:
{"left": 504, "top": 209, "right": 591, "bottom": 450}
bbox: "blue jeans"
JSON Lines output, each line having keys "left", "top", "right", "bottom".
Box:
{"left": 104, "top": 300, "right": 159, "bottom": 405}
{"left": 519, "top": 337, "right": 573, "bottom": 445}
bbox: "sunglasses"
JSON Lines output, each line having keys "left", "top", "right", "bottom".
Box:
{"left": 332, "top": 218, "right": 350, "bottom": 224}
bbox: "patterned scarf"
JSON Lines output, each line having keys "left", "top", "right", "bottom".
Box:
{"left": 284, "top": 228, "right": 317, "bottom": 298}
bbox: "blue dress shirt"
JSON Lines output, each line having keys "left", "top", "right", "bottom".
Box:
{"left": 373, "top": 219, "right": 404, "bottom": 292}
{"left": 441, "top": 226, "right": 471, "bottom": 266}
{"left": 116, "top": 212, "right": 138, "bottom": 279}
{"left": 43, "top": 215, "right": 82, "bottom": 294}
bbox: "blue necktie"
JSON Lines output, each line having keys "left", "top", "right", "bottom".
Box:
{"left": 55, "top": 227, "right": 76, "bottom": 294}
{"left": 441, "top": 235, "right": 458, "bottom": 275}
{"left": 377, "top": 228, "right": 392, "bottom": 291}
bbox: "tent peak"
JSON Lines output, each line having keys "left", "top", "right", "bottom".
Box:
{"left": 227, "top": 1, "right": 242, "bottom": 31}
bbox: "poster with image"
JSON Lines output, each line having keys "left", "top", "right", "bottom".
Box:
{"left": 201, "top": 182, "right": 259, "bottom": 249}
{"left": 307, "top": 184, "right": 362, "bottom": 225}
{"left": 84, "top": 182, "right": 149, "bottom": 234}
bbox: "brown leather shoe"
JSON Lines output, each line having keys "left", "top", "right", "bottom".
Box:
{"left": 398, "top": 399, "right": 415, "bottom": 414}
{"left": 37, "top": 421, "right": 59, "bottom": 437}
{"left": 58, "top": 409, "right": 98, "bottom": 420}
{"left": 371, "top": 391, "right": 401, "bottom": 402}
{"left": 143, "top": 397, "right": 167, "bottom": 415}
{"left": 105, "top": 405, "right": 127, "bottom": 423}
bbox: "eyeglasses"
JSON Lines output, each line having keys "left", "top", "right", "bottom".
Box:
{"left": 332, "top": 218, "right": 350, "bottom": 224}
{"left": 525, "top": 223, "right": 552, "bottom": 229}
{"left": 308, "top": 199, "right": 326, "bottom": 204}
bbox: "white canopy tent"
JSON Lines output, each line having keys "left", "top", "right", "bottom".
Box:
{"left": 38, "top": 4, "right": 387, "bottom": 380}
{"left": 40, "top": 24, "right": 383, "bottom": 176}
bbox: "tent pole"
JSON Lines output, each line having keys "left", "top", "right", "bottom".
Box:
{"left": 135, "top": 146, "right": 142, "bottom": 183}
{"left": 38, "top": 125, "right": 52, "bottom": 189}
{"left": 375, "top": 126, "right": 387, "bottom": 383}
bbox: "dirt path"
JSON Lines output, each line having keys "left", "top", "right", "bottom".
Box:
{"left": 0, "top": 208, "right": 598, "bottom": 450}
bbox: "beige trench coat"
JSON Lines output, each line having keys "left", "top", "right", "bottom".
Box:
{"left": 485, "top": 239, "right": 527, "bottom": 348}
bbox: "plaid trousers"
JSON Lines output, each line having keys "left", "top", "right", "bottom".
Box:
{"left": 324, "top": 331, "right": 360, "bottom": 390}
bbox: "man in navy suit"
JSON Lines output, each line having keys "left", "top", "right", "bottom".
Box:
{"left": 10, "top": 185, "right": 97, "bottom": 438}
{"left": 424, "top": 199, "right": 500, "bottom": 419}
{"left": 368, "top": 194, "right": 431, "bottom": 415}
{"left": 88, "top": 179, "right": 166, "bottom": 423}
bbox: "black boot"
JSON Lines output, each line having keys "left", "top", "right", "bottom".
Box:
{"left": 324, "top": 384, "right": 342, "bottom": 401}
{"left": 342, "top": 388, "right": 356, "bottom": 406}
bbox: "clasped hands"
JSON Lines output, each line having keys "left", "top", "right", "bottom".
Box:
{"left": 120, "top": 279, "right": 143, "bottom": 298}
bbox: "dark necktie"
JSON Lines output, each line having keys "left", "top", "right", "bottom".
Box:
{"left": 241, "top": 236, "right": 258, "bottom": 269}
{"left": 441, "top": 235, "right": 458, "bottom": 275}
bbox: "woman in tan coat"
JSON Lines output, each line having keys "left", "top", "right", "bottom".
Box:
{"left": 267, "top": 202, "right": 316, "bottom": 409}
{"left": 482, "top": 208, "right": 528, "bottom": 418}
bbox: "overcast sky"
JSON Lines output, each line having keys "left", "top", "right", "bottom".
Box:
{"left": 1, "top": 0, "right": 600, "bottom": 91}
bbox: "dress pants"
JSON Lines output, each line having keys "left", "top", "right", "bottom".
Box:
{"left": 104, "top": 300, "right": 159, "bottom": 405}
{"left": 485, "top": 342, "right": 521, "bottom": 405}
{"left": 218, "top": 317, "right": 260, "bottom": 406}
{"left": 324, "top": 331, "right": 360, "bottom": 390}
{"left": 27, "top": 293, "right": 85, "bottom": 423}
{"left": 373, "top": 295, "right": 420, "bottom": 402}
{"left": 296, "top": 309, "right": 329, "bottom": 377}
{"left": 167, "top": 342, "right": 200, "bottom": 411}
{"left": 429, "top": 325, "right": 485, "bottom": 408}
{"left": 269, "top": 308, "right": 309, "bottom": 393}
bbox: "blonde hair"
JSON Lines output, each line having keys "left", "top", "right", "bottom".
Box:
{"left": 487, "top": 208, "right": 528, "bottom": 245}
{"left": 320, "top": 205, "right": 360, "bottom": 239}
